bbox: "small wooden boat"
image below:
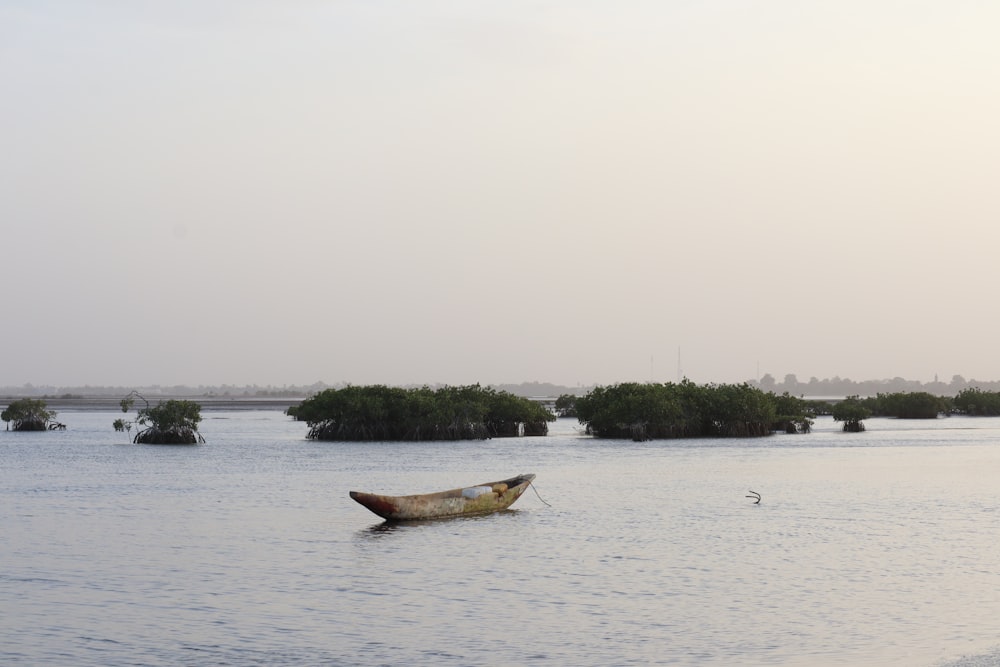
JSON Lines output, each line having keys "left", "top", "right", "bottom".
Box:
{"left": 350, "top": 473, "right": 536, "bottom": 521}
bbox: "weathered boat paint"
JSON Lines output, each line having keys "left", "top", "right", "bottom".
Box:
{"left": 350, "top": 474, "right": 536, "bottom": 521}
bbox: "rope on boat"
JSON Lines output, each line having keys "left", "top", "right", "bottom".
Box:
{"left": 528, "top": 480, "right": 552, "bottom": 507}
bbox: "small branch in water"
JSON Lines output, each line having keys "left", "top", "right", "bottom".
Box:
{"left": 746, "top": 490, "right": 761, "bottom": 504}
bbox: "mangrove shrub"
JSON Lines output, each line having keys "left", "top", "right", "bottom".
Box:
{"left": 574, "top": 380, "right": 781, "bottom": 440}
{"left": 289, "top": 384, "right": 555, "bottom": 441}
{"left": 770, "top": 391, "right": 816, "bottom": 433}
{"left": 831, "top": 396, "right": 872, "bottom": 432}
{"left": 2, "top": 398, "right": 60, "bottom": 431}
{"left": 114, "top": 392, "right": 205, "bottom": 444}
{"left": 554, "top": 394, "right": 579, "bottom": 418}
{"left": 952, "top": 387, "right": 1000, "bottom": 415}
{"left": 866, "top": 391, "right": 946, "bottom": 419}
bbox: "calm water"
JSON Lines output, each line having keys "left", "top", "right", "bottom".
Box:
{"left": 2, "top": 410, "right": 1000, "bottom": 666}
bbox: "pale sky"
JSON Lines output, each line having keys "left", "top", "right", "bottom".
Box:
{"left": 3, "top": 1, "right": 1000, "bottom": 388}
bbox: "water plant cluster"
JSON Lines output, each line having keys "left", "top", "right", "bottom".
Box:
{"left": 113, "top": 391, "right": 205, "bottom": 444}
{"left": 287, "top": 384, "right": 555, "bottom": 441}
{"left": 833, "top": 388, "right": 1000, "bottom": 428}
{"left": 939, "top": 387, "right": 1000, "bottom": 416}
{"left": 1, "top": 398, "right": 63, "bottom": 431}
{"left": 857, "top": 392, "right": 946, "bottom": 419}
{"left": 572, "top": 380, "right": 815, "bottom": 440}
{"left": 572, "top": 386, "right": 1000, "bottom": 437}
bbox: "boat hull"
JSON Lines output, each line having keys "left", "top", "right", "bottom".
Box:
{"left": 350, "top": 474, "right": 536, "bottom": 521}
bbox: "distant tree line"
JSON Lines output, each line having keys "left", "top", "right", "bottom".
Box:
{"left": 11, "top": 375, "right": 1000, "bottom": 403}
{"left": 287, "top": 384, "right": 555, "bottom": 441}
{"left": 754, "top": 373, "right": 1000, "bottom": 398}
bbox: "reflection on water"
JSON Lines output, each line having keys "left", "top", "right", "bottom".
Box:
{"left": 2, "top": 411, "right": 1000, "bottom": 666}
{"left": 359, "top": 509, "right": 529, "bottom": 537}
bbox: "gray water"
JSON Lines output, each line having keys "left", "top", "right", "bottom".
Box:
{"left": 2, "top": 410, "right": 1000, "bottom": 666}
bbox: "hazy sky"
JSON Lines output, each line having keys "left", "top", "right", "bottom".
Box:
{"left": 4, "top": 1, "right": 1000, "bottom": 388}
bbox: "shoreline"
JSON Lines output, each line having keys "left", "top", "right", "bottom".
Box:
{"left": 9, "top": 396, "right": 304, "bottom": 412}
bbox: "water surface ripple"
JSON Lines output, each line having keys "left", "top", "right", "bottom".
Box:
{"left": 2, "top": 411, "right": 999, "bottom": 666}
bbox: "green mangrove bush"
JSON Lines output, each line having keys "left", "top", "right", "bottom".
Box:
{"left": 863, "top": 391, "right": 947, "bottom": 419}
{"left": 952, "top": 387, "right": 1000, "bottom": 416}
{"left": 2, "top": 398, "right": 60, "bottom": 431}
{"left": 289, "top": 384, "right": 555, "bottom": 441}
{"left": 114, "top": 391, "right": 205, "bottom": 444}
{"left": 831, "top": 396, "right": 872, "bottom": 432}
{"left": 574, "top": 380, "right": 812, "bottom": 440}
